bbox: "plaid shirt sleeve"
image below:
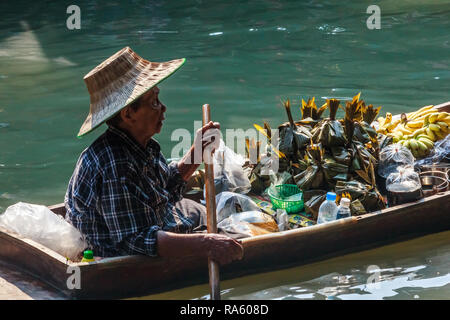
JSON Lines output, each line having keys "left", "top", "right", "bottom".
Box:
{"left": 165, "top": 161, "right": 186, "bottom": 203}
{"left": 100, "top": 176, "right": 165, "bottom": 257}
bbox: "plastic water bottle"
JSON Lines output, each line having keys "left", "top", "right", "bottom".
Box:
{"left": 317, "top": 192, "right": 339, "bottom": 224}
{"left": 336, "top": 198, "right": 351, "bottom": 220}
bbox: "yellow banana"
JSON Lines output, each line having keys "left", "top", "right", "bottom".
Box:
{"left": 437, "top": 121, "right": 449, "bottom": 131}
{"left": 416, "top": 140, "right": 428, "bottom": 152}
{"left": 434, "top": 129, "right": 447, "bottom": 140}
{"left": 412, "top": 127, "right": 426, "bottom": 138}
{"left": 437, "top": 112, "right": 449, "bottom": 121}
{"left": 426, "top": 127, "right": 436, "bottom": 141}
{"left": 402, "top": 134, "right": 414, "bottom": 140}
{"left": 417, "top": 134, "right": 433, "bottom": 141}
{"left": 429, "top": 123, "right": 441, "bottom": 132}
{"left": 428, "top": 113, "right": 440, "bottom": 123}
{"left": 395, "top": 124, "right": 413, "bottom": 135}
{"left": 392, "top": 132, "right": 404, "bottom": 143}
{"left": 410, "top": 109, "right": 437, "bottom": 120}
{"left": 377, "top": 117, "right": 385, "bottom": 124}
{"left": 406, "top": 105, "right": 434, "bottom": 119}
{"left": 409, "top": 146, "right": 419, "bottom": 158}
{"left": 386, "top": 122, "right": 400, "bottom": 132}
{"left": 418, "top": 137, "right": 434, "bottom": 149}
{"left": 405, "top": 120, "right": 423, "bottom": 129}
{"left": 409, "top": 139, "right": 418, "bottom": 150}
{"left": 402, "top": 139, "right": 411, "bottom": 149}
{"left": 382, "top": 113, "right": 392, "bottom": 127}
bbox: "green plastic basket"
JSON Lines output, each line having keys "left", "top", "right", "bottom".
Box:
{"left": 267, "top": 184, "right": 304, "bottom": 214}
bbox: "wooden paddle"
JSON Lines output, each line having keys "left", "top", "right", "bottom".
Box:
{"left": 202, "top": 103, "right": 221, "bottom": 300}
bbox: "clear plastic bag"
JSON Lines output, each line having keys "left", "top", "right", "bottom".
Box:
{"left": 415, "top": 134, "right": 450, "bottom": 166}
{"left": 386, "top": 167, "right": 421, "bottom": 193}
{"left": 217, "top": 210, "right": 279, "bottom": 237}
{"left": 212, "top": 139, "right": 251, "bottom": 194}
{"left": 276, "top": 209, "right": 290, "bottom": 231}
{"left": 378, "top": 143, "right": 415, "bottom": 178}
{"left": 215, "top": 191, "right": 261, "bottom": 223}
{"left": 0, "top": 202, "right": 87, "bottom": 261}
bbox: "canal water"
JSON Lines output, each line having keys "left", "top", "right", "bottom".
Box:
{"left": 0, "top": 0, "right": 449, "bottom": 299}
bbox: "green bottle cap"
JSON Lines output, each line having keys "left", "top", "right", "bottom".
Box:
{"left": 83, "top": 250, "right": 94, "bottom": 260}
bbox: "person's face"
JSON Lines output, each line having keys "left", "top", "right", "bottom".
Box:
{"left": 132, "top": 86, "right": 167, "bottom": 138}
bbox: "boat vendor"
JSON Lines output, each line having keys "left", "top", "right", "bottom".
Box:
{"left": 65, "top": 47, "right": 243, "bottom": 265}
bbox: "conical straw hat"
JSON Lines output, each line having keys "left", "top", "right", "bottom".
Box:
{"left": 78, "top": 47, "right": 185, "bottom": 137}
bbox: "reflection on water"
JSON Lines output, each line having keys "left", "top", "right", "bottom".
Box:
{"left": 139, "top": 231, "right": 450, "bottom": 300}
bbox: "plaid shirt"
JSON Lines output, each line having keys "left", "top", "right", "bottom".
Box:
{"left": 65, "top": 126, "right": 193, "bottom": 257}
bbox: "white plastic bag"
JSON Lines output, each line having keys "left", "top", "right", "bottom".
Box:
{"left": 215, "top": 191, "right": 261, "bottom": 223}
{"left": 213, "top": 139, "right": 251, "bottom": 194}
{"left": 0, "top": 202, "right": 87, "bottom": 261}
{"left": 386, "top": 167, "right": 422, "bottom": 193}
{"left": 378, "top": 143, "right": 415, "bottom": 178}
{"left": 276, "top": 209, "right": 290, "bottom": 231}
{"left": 217, "top": 210, "right": 279, "bottom": 237}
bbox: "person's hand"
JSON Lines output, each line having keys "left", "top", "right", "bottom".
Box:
{"left": 203, "top": 233, "right": 244, "bottom": 265}
{"left": 193, "top": 121, "right": 221, "bottom": 164}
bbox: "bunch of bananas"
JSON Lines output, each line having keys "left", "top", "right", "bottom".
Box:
{"left": 376, "top": 105, "right": 450, "bottom": 158}
{"left": 400, "top": 135, "right": 435, "bottom": 158}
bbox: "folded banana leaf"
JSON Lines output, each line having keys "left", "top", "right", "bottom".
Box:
{"left": 315, "top": 99, "right": 347, "bottom": 148}
{"left": 378, "top": 133, "right": 393, "bottom": 150}
{"left": 362, "top": 104, "right": 381, "bottom": 125}
{"left": 353, "top": 122, "right": 377, "bottom": 144}
{"left": 301, "top": 97, "right": 328, "bottom": 120}
{"left": 351, "top": 141, "right": 378, "bottom": 185}
{"left": 335, "top": 180, "right": 385, "bottom": 213}
{"left": 294, "top": 143, "right": 327, "bottom": 190}
{"left": 322, "top": 155, "right": 350, "bottom": 185}
{"left": 331, "top": 146, "right": 352, "bottom": 166}
{"left": 278, "top": 123, "right": 312, "bottom": 159}
{"left": 344, "top": 93, "right": 364, "bottom": 144}
{"left": 310, "top": 119, "right": 325, "bottom": 142}
{"left": 249, "top": 171, "right": 266, "bottom": 194}
{"left": 294, "top": 165, "right": 325, "bottom": 190}
{"left": 249, "top": 160, "right": 272, "bottom": 194}
{"left": 350, "top": 199, "right": 367, "bottom": 216}
{"left": 290, "top": 158, "right": 309, "bottom": 176}
{"left": 318, "top": 121, "right": 347, "bottom": 147}
{"left": 303, "top": 190, "right": 327, "bottom": 221}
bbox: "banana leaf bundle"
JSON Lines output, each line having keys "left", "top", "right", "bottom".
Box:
{"left": 353, "top": 104, "right": 380, "bottom": 144}
{"left": 303, "top": 189, "right": 327, "bottom": 221}
{"left": 350, "top": 199, "right": 367, "bottom": 216}
{"left": 350, "top": 141, "right": 378, "bottom": 185}
{"left": 248, "top": 162, "right": 271, "bottom": 194}
{"left": 299, "top": 97, "right": 328, "bottom": 123}
{"left": 322, "top": 154, "right": 350, "bottom": 185}
{"left": 314, "top": 99, "right": 347, "bottom": 148}
{"left": 294, "top": 143, "right": 326, "bottom": 190}
{"left": 342, "top": 93, "right": 379, "bottom": 186}
{"left": 335, "top": 180, "right": 386, "bottom": 214}
{"left": 278, "top": 99, "right": 312, "bottom": 160}
{"left": 330, "top": 146, "right": 352, "bottom": 166}
{"left": 344, "top": 93, "right": 364, "bottom": 144}
{"left": 378, "top": 133, "right": 393, "bottom": 151}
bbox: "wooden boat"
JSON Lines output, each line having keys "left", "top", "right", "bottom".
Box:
{"left": 1, "top": 102, "right": 449, "bottom": 299}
